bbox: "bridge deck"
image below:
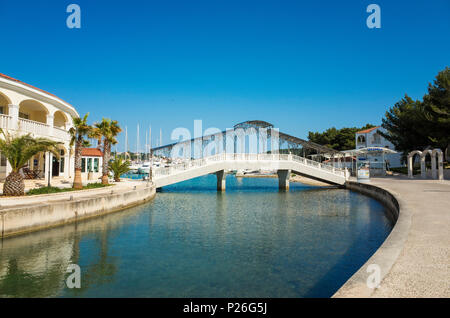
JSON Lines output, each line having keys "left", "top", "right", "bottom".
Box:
{"left": 153, "top": 154, "right": 348, "bottom": 189}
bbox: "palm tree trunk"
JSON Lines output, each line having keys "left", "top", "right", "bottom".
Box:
{"left": 3, "top": 171, "right": 25, "bottom": 196}
{"left": 73, "top": 139, "right": 83, "bottom": 189}
{"left": 101, "top": 140, "right": 110, "bottom": 185}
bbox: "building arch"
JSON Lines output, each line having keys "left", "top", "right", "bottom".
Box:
{"left": 53, "top": 110, "right": 69, "bottom": 129}
{"left": 408, "top": 149, "right": 444, "bottom": 180}
{"left": 420, "top": 150, "right": 433, "bottom": 178}
{"left": 407, "top": 150, "right": 422, "bottom": 179}
{"left": 357, "top": 135, "right": 366, "bottom": 143}
{"left": 0, "top": 91, "right": 11, "bottom": 115}
{"left": 18, "top": 99, "right": 49, "bottom": 123}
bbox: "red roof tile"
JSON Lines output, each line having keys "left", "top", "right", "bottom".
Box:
{"left": 356, "top": 126, "right": 381, "bottom": 134}
{"left": 81, "top": 148, "right": 103, "bottom": 157}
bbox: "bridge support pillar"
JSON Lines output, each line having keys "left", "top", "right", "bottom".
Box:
{"left": 216, "top": 170, "right": 226, "bottom": 191}
{"left": 277, "top": 169, "right": 290, "bottom": 191}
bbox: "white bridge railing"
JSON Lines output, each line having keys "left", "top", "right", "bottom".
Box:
{"left": 152, "top": 153, "right": 347, "bottom": 179}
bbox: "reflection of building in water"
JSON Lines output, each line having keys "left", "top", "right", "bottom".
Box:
{"left": 0, "top": 234, "right": 75, "bottom": 297}
{"left": 0, "top": 204, "right": 139, "bottom": 297}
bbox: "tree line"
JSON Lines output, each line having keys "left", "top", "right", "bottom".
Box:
{"left": 308, "top": 67, "right": 449, "bottom": 160}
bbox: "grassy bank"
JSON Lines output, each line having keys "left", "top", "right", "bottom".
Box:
{"left": 26, "top": 182, "right": 113, "bottom": 196}
{"left": 390, "top": 167, "right": 419, "bottom": 175}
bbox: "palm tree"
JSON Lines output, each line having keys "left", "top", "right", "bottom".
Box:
{"left": 93, "top": 119, "right": 122, "bottom": 185}
{"left": 108, "top": 157, "right": 131, "bottom": 182}
{"left": 69, "top": 113, "right": 92, "bottom": 189}
{"left": 0, "top": 129, "right": 62, "bottom": 196}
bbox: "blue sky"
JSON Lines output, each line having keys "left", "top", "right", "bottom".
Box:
{"left": 0, "top": 0, "right": 449, "bottom": 151}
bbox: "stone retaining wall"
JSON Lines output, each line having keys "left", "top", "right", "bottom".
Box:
{"left": 344, "top": 181, "right": 399, "bottom": 221}
{"left": 0, "top": 185, "right": 156, "bottom": 238}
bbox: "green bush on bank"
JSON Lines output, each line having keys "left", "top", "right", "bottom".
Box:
{"left": 26, "top": 182, "right": 111, "bottom": 196}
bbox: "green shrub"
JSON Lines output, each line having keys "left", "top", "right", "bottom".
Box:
{"left": 26, "top": 183, "right": 111, "bottom": 195}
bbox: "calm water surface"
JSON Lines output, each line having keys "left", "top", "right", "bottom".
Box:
{"left": 0, "top": 175, "right": 393, "bottom": 297}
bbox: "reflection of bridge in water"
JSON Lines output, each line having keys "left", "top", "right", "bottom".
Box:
{"left": 150, "top": 120, "right": 349, "bottom": 190}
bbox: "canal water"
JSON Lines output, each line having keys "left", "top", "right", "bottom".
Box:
{"left": 0, "top": 175, "right": 393, "bottom": 297}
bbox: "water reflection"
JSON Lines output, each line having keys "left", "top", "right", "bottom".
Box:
{"left": 0, "top": 175, "right": 393, "bottom": 298}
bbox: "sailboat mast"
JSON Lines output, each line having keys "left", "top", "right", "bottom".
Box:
{"left": 125, "top": 126, "right": 128, "bottom": 159}
{"left": 149, "top": 126, "right": 152, "bottom": 161}
{"left": 137, "top": 123, "right": 140, "bottom": 163}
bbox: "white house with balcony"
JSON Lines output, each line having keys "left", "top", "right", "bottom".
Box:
{"left": 355, "top": 126, "right": 402, "bottom": 168}
{"left": 0, "top": 73, "right": 79, "bottom": 181}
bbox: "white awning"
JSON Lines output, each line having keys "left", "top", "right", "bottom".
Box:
{"left": 345, "top": 147, "right": 397, "bottom": 155}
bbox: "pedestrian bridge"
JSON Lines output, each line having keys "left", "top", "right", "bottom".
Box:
{"left": 152, "top": 153, "right": 349, "bottom": 190}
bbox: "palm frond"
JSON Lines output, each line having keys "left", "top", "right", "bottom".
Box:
{"left": 0, "top": 129, "right": 63, "bottom": 172}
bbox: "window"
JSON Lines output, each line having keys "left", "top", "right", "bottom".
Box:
{"left": 19, "top": 112, "right": 29, "bottom": 119}
{"left": 357, "top": 135, "right": 366, "bottom": 143}
{"left": 59, "top": 149, "right": 65, "bottom": 173}
{"left": 94, "top": 158, "right": 99, "bottom": 172}
{"left": 0, "top": 106, "right": 4, "bottom": 114}
{"left": 87, "top": 158, "right": 92, "bottom": 172}
{"left": 0, "top": 154, "right": 6, "bottom": 166}
{"left": 81, "top": 158, "right": 86, "bottom": 172}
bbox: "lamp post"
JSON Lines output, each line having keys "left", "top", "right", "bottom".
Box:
{"left": 47, "top": 152, "right": 52, "bottom": 188}
{"left": 148, "top": 147, "right": 153, "bottom": 184}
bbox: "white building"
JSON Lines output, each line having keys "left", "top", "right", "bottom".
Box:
{"left": 355, "top": 126, "right": 403, "bottom": 168}
{"left": 0, "top": 73, "right": 79, "bottom": 181}
{"left": 81, "top": 148, "right": 103, "bottom": 182}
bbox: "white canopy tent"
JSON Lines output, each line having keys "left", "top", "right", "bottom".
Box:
{"left": 347, "top": 147, "right": 398, "bottom": 176}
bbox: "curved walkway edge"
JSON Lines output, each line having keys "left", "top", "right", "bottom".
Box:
{"left": 334, "top": 177, "right": 450, "bottom": 297}
{"left": 0, "top": 181, "right": 156, "bottom": 238}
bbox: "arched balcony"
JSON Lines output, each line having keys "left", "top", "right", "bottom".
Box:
{"left": 0, "top": 93, "right": 71, "bottom": 140}
{"left": 53, "top": 110, "right": 71, "bottom": 140}
{"left": 17, "top": 99, "right": 50, "bottom": 136}
{"left": 0, "top": 92, "right": 12, "bottom": 129}
{"left": 0, "top": 92, "right": 11, "bottom": 115}
{"left": 356, "top": 135, "right": 366, "bottom": 147}
{"left": 0, "top": 87, "right": 74, "bottom": 145}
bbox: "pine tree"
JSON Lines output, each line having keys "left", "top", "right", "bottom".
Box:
{"left": 423, "top": 67, "right": 450, "bottom": 156}
{"left": 380, "top": 95, "right": 430, "bottom": 159}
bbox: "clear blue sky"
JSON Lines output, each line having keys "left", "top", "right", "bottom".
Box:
{"left": 1, "top": 0, "right": 449, "bottom": 151}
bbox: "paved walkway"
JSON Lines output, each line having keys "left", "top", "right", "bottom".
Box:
{"left": 338, "top": 175, "right": 450, "bottom": 297}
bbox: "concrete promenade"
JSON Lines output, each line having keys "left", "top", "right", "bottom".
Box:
{"left": 335, "top": 175, "right": 450, "bottom": 297}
